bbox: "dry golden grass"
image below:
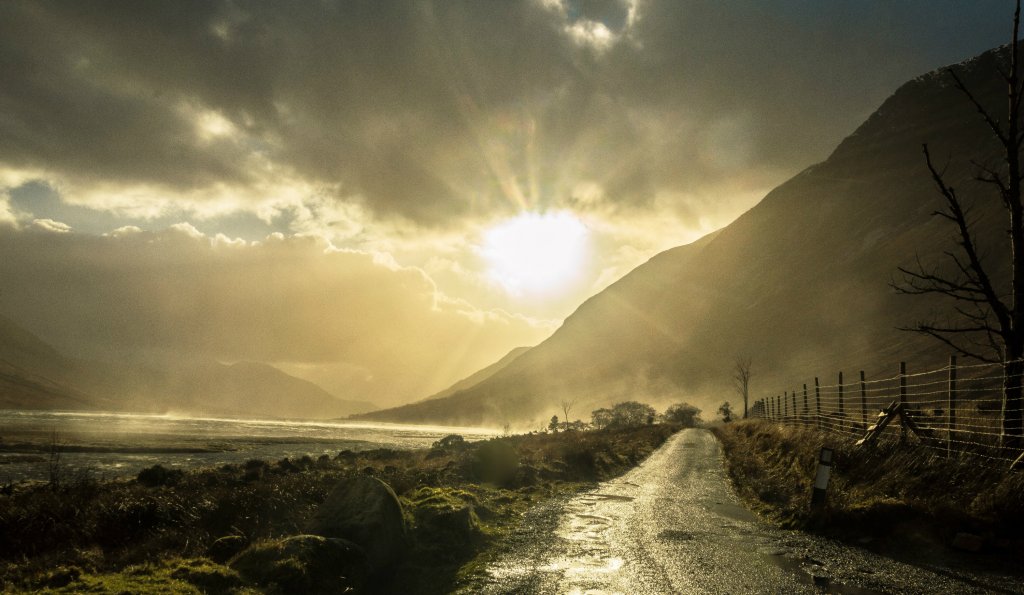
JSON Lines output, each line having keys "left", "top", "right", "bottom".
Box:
{"left": 712, "top": 420, "right": 1024, "bottom": 550}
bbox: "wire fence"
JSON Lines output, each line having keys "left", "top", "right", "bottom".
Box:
{"left": 750, "top": 356, "right": 1024, "bottom": 466}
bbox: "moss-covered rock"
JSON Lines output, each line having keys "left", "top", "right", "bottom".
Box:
{"left": 230, "top": 534, "right": 368, "bottom": 594}
{"left": 407, "top": 487, "right": 482, "bottom": 545}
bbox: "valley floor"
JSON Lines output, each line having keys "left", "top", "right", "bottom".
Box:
{"left": 0, "top": 423, "right": 676, "bottom": 593}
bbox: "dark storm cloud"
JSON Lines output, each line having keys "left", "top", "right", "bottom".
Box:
{"left": 0, "top": 0, "right": 1011, "bottom": 225}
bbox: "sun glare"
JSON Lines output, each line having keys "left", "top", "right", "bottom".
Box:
{"left": 482, "top": 211, "right": 589, "bottom": 295}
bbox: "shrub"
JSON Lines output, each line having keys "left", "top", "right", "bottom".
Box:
{"left": 136, "top": 465, "right": 184, "bottom": 488}
{"left": 432, "top": 434, "right": 466, "bottom": 450}
{"left": 664, "top": 402, "right": 703, "bottom": 427}
{"left": 471, "top": 440, "right": 520, "bottom": 486}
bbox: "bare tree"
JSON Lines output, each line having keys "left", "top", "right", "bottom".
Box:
{"left": 560, "top": 398, "right": 577, "bottom": 431}
{"left": 894, "top": 0, "right": 1023, "bottom": 450}
{"left": 733, "top": 356, "right": 753, "bottom": 419}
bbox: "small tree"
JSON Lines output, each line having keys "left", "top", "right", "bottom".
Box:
{"left": 894, "top": 1, "right": 1024, "bottom": 449}
{"left": 733, "top": 356, "right": 753, "bottom": 419}
{"left": 591, "top": 407, "right": 613, "bottom": 429}
{"left": 718, "top": 401, "right": 734, "bottom": 423}
{"left": 560, "top": 398, "right": 577, "bottom": 431}
{"left": 664, "top": 402, "right": 702, "bottom": 427}
{"left": 548, "top": 415, "right": 560, "bottom": 432}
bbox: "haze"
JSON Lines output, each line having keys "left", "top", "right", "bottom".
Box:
{"left": 0, "top": 0, "right": 1011, "bottom": 408}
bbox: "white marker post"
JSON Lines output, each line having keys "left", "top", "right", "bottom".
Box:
{"left": 811, "top": 447, "right": 833, "bottom": 508}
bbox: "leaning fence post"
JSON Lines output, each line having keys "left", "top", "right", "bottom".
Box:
{"left": 860, "top": 370, "right": 868, "bottom": 430}
{"left": 815, "top": 377, "right": 821, "bottom": 429}
{"left": 948, "top": 355, "right": 957, "bottom": 457}
{"left": 899, "top": 361, "right": 908, "bottom": 444}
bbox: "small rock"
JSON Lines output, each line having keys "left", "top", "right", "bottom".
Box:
{"left": 307, "top": 475, "right": 407, "bottom": 570}
{"left": 206, "top": 535, "right": 248, "bottom": 563}
{"left": 43, "top": 566, "right": 81, "bottom": 588}
{"left": 952, "top": 532, "right": 985, "bottom": 552}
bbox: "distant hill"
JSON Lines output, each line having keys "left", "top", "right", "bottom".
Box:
{"left": 360, "top": 45, "right": 1015, "bottom": 428}
{"left": 0, "top": 314, "right": 373, "bottom": 419}
{"left": 0, "top": 314, "right": 106, "bottom": 410}
{"left": 123, "top": 359, "right": 378, "bottom": 419}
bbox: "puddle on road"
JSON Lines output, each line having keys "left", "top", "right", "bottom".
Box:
{"left": 709, "top": 500, "right": 758, "bottom": 523}
{"left": 591, "top": 493, "right": 635, "bottom": 501}
{"left": 657, "top": 529, "right": 695, "bottom": 541}
{"left": 763, "top": 550, "right": 884, "bottom": 594}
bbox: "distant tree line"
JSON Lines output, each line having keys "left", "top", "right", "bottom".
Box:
{"left": 546, "top": 399, "right": 723, "bottom": 432}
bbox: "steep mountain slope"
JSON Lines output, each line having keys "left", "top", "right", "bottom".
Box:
{"left": 419, "top": 346, "right": 530, "bottom": 402}
{"left": 360, "top": 45, "right": 1015, "bottom": 428}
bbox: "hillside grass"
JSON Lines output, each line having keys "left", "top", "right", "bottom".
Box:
{"left": 712, "top": 420, "right": 1024, "bottom": 561}
{"left": 0, "top": 423, "right": 678, "bottom": 594}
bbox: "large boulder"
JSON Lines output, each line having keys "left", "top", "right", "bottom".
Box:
{"left": 229, "top": 534, "right": 367, "bottom": 594}
{"left": 307, "top": 475, "right": 408, "bottom": 570}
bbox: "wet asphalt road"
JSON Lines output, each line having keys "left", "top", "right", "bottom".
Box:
{"left": 458, "top": 428, "right": 1023, "bottom": 594}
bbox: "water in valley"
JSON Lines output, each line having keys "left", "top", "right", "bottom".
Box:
{"left": 0, "top": 409, "right": 498, "bottom": 483}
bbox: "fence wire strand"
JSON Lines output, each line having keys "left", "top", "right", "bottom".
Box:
{"left": 751, "top": 359, "right": 1024, "bottom": 465}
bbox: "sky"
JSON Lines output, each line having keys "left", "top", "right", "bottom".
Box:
{"left": 0, "top": 0, "right": 1014, "bottom": 406}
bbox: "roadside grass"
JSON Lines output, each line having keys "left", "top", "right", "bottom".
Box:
{"left": 0, "top": 423, "right": 677, "bottom": 593}
{"left": 712, "top": 420, "right": 1024, "bottom": 556}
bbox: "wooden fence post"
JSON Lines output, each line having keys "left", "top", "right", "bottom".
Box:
{"left": 838, "top": 371, "right": 845, "bottom": 425}
{"left": 803, "top": 384, "right": 809, "bottom": 425}
{"left": 860, "top": 370, "right": 868, "bottom": 429}
{"left": 783, "top": 391, "right": 788, "bottom": 420}
{"left": 792, "top": 391, "right": 798, "bottom": 426}
{"left": 815, "top": 377, "right": 821, "bottom": 429}
{"left": 899, "top": 361, "right": 907, "bottom": 443}
{"left": 948, "top": 355, "right": 957, "bottom": 457}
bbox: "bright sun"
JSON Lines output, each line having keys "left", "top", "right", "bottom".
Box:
{"left": 482, "top": 211, "right": 589, "bottom": 295}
